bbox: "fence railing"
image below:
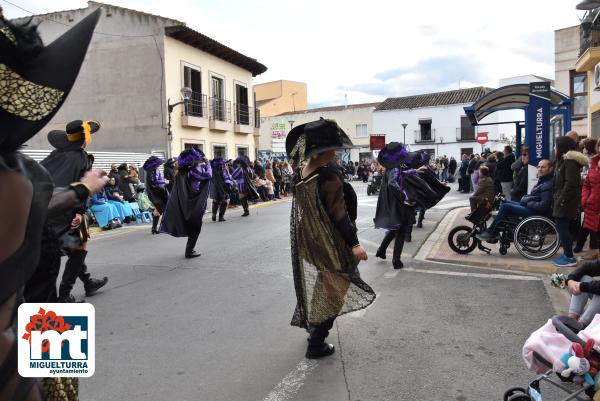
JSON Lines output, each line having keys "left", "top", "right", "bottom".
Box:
{"left": 413, "top": 128, "right": 435, "bottom": 143}
{"left": 234, "top": 103, "right": 254, "bottom": 126}
{"left": 184, "top": 91, "right": 207, "bottom": 118}
{"left": 209, "top": 97, "right": 231, "bottom": 122}
{"left": 579, "top": 16, "right": 600, "bottom": 56}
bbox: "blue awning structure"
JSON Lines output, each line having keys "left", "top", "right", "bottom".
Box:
{"left": 464, "top": 84, "right": 571, "bottom": 126}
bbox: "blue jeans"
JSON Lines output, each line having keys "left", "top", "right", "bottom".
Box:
{"left": 555, "top": 216, "right": 574, "bottom": 258}
{"left": 488, "top": 200, "right": 534, "bottom": 234}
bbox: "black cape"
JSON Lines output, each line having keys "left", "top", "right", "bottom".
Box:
{"left": 40, "top": 148, "right": 90, "bottom": 234}
{"left": 144, "top": 171, "right": 169, "bottom": 214}
{"left": 210, "top": 166, "right": 231, "bottom": 202}
{"left": 235, "top": 164, "right": 260, "bottom": 201}
{"left": 160, "top": 171, "right": 211, "bottom": 237}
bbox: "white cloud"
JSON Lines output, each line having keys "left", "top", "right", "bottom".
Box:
{"left": 3, "top": 0, "right": 583, "bottom": 105}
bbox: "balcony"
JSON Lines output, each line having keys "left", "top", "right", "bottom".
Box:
{"left": 576, "top": 10, "right": 600, "bottom": 71}
{"left": 414, "top": 128, "right": 435, "bottom": 143}
{"left": 181, "top": 91, "right": 208, "bottom": 128}
{"left": 234, "top": 103, "right": 254, "bottom": 134}
{"left": 209, "top": 97, "right": 232, "bottom": 131}
{"left": 456, "top": 127, "right": 476, "bottom": 142}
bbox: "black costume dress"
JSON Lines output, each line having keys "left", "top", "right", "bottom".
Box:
{"left": 161, "top": 162, "right": 212, "bottom": 255}
{"left": 290, "top": 162, "right": 375, "bottom": 337}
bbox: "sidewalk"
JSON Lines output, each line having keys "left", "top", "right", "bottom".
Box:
{"left": 418, "top": 206, "right": 560, "bottom": 275}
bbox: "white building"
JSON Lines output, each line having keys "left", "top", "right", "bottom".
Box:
{"left": 258, "top": 102, "right": 380, "bottom": 162}
{"left": 373, "top": 87, "right": 504, "bottom": 159}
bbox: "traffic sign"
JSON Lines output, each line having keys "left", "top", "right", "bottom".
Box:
{"left": 476, "top": 132, "right": 488, "bottom": 145}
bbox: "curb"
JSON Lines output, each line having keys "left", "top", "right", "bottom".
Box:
{"left": 417, "top": 206, "right": 558, "bottom": 275}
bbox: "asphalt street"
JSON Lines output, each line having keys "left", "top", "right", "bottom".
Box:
{"left": 74, "top": 182, "right": 558, "bottom": 401}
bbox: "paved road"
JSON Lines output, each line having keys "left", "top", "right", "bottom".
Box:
{"left": 74, "top": 182, "right": 557, "bottom": 401}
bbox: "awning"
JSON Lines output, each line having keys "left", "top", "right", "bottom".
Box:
{"left": 464, "top": 84, "right": 571, "bottom": 125}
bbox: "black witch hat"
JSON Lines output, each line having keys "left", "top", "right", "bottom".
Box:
{"left": 285, "top": 118, "right": 358, "bottom": 162}
{"left": 0, "top": 8, "right": 101, "bottom": 153}
{"left": 48, "top": 119, "right": 101, "bottom": 150}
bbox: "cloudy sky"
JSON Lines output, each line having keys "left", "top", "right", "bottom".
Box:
{"left": 2, "top": 0, "right": 585, "bottom": 107}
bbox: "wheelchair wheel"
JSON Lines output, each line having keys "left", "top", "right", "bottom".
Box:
{"left": 448, "top": 225, "right": 477, "bottom": 254}
{"left": 513, "top": 216, "right": 560, "bottom": 260}
{"left": 503, "top": 387, "right": 528, "bottom": 401}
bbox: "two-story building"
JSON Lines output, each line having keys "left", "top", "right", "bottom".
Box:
{"left": 573, "top": 4, "right": 600, "bottom": 138}
{"left": 258, "top": 102, "right": 380, "bottom": 162}
{"left": 373, "top": 87, "right": 504, "bottom": 159}
{"left": 14, "top": 1, "right": 266, "bottom": 169}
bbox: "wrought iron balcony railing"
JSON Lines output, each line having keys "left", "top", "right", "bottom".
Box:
{"left": 209, "top": 97, "right": 231, "bottom": 122}
{"left": 414, "top": 128, "right": 435, "bottom": 143}
{"left": 184, "top": 91, "right": 207, "bottom": 118}
{"left": 234, "top": 103, "right": 254, "bottom": 126}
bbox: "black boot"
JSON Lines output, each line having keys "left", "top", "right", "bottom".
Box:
{"left": 185, "top": 229, "right": 201, "bottom": 258}
{"left": 218, "top": 202, "right": 228, "bottom": 222}
{"left": 306, "top": 319, "right": 335, "bottom": 359}
{"left": 211, "top": 201, "right": 219, "bottom": 222}
{"left": 241, "top": 198, "right": 250, "bottom": 217}
{"left": 78, "top": 264, "right": 108, "bottom": 297}
{"left": 152, "top": 215, "right": 160, "bottom": 234}
{"left": 58, "top": 249, "right": 87, "bottom": 302}
{"left": 376, "top": 230, "right": 395, "bottom": 259}
{"left": 392, "top": 231, "right": 405, "bottom": 269}
{"left": 405, "top": 224, "right": 412, "bottom": 243}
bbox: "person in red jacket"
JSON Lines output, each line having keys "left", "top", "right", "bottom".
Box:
{"left": 582, "top": 140, "right": 600, "bottom": 260}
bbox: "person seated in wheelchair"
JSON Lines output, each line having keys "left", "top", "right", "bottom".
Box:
{"left": 476, "top": 159, "right": 553, "bottom": 242}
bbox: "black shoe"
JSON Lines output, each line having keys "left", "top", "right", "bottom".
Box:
{"left": 218, "top": 217, "right": 226, "bottom": 222}
{"left": 212, "top": 214, "right": 217, "bottom": 222}
{"left": 405, "top": 234, "right": 412, "bottom": 243}
{"left": 475, "top": 231, "right": 498, "bottom": 242}
{"left": 242, "top": 211, "right": 250, "bottom": 217}
{"left": 152, "top": 229, "right": 159, "bottom": 234}
{"left": 393, "top": 259, "right": 404, "bottom": 269}
{"left": 305, "top": 343, "right": 335, "bottom": 359}
{"left": 185, "top": 251, "right": 201, "bottom": 259}
{"left": 375, "top": 249, "right": 386, "bottom": 259}
{"left": 417, "top": 221, "right": 423, "bottom": 228}
{"left": 84, "top": 277, "right": 108, "bottom": 296}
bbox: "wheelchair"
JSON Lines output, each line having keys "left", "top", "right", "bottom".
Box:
{"left": 448, "top": 194, "right": 560, "bottom": 260}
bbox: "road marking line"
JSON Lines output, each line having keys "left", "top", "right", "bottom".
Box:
{"left": 402, "top": 267, "right": 540, "bottom": 281}
{"left": 262, "top": 359, "right": 318, "bottom": 401}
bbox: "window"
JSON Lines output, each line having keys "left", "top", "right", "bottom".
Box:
{"left": 183, "top": 65, "right": 204, "bottom": 117}
{"left": 355, "top": 124, "right": 368, "bottom": 138}
{"left": 593, "top": 110, "right": 600, "bottom": 137}
{"left": 211, "top": 76, "right": 225, "bottom": 121}
{"left": 460, "top": 147, "right": 473, "bottom": 157}
{"left": 570, "top": 70, "right": 588, "bottom": 118}
{"left": 459, "top": 116, "right": 475, "bottom": 141}
{"left": 419, "top": 119, "right": 432, "bottom": 141}
{"left": 184, "top": 143, "right": 203, "bottom": 152}
{"left": 213, "top": 144, "right": 227, "bottom": 159}
{"left": 236, "top": 145, "right": 249, "bottom": 157}
{"left": 422, "top": 149, "right": 435, "bottom": 159}
{"left": 235, "top": 84, "right": 250, "bottom": 125}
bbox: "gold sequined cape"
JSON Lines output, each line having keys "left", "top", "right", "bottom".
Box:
{"left": 290, "top": 170, "right": 375, "bottom": 329}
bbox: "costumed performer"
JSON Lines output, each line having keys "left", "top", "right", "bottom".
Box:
{"left": 286, "top": 118, "right": 376, "bottom": 359}
{"left": 143, "top": 155, "right": 169, "bottom": 234}
{"left": 211, "top": 157, "right": 233, "bottom": 222}
{"left": 231, "top": 155, "right": 259, "bottom": 216}
{"left": 0, "top": 9, "right": 106, "bottom": 401}
{"left": 160, "top": 148, "right": 212, "bottom": 258}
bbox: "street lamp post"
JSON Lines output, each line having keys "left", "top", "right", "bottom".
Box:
{"left": 167, "top": 87, "right": 193, "bottom": 157}
{"left": 401, "top": 123, "right": 408, "bottom": 144}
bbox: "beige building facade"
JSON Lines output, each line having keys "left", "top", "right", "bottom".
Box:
{"left": 163, "top": 30, "right": 265, "bottom": 159}
{"left": 259, "top": 103, "right": 380, "bottom": 162}
{"left": 555, "top": 25, "right": 588, "bottom": 137}
{"left": 254, "top": 80, "right": 308, "bottom": 117}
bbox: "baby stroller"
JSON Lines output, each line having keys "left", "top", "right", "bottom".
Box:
{"left": 508, "top": 315, "right": 600, "bottom": 400}
{"left": 367, "top": 173, "right": 383, "bottom": 196}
